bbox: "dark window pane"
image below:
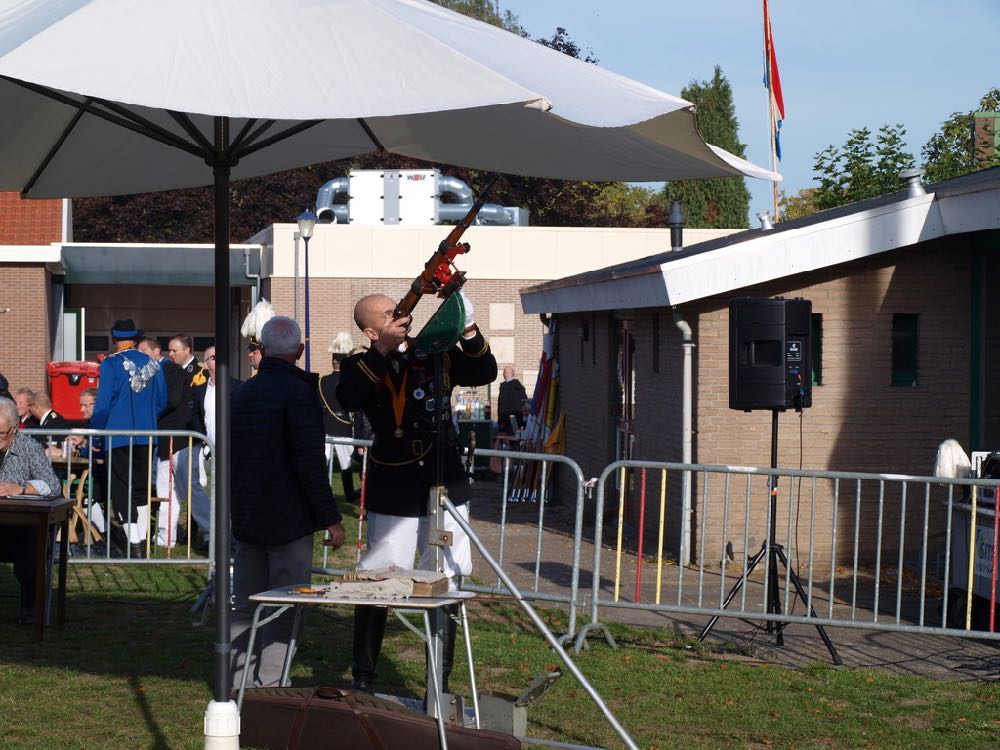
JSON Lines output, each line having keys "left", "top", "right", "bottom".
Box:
{"left": 891, "top": 314, "right": 918, "bottom": 386}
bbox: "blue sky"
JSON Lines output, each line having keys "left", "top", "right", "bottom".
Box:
{"left": 502, "top": 0, "right": 999, "bottom": 222}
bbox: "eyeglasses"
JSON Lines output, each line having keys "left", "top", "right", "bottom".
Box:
{"left": 0, "top": 424, "right": 16, "bottom": 439}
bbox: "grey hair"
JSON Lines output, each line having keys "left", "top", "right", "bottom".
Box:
{"left": 0, "top": 397, "right": 16, "bottom": 429}
{"left": 260, "top": 315, "right": 301, "bottom": 356}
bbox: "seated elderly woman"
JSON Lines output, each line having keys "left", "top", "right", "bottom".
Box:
{"left": 0, "top": 397, "right": 61, "bottom": 625}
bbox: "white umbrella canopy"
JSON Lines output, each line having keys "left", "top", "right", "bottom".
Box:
{"left": 0, "top": 2, "right": 776, "bottom": 747}
{"left": 0, "top": 0, "right": 777, "bottom": 197}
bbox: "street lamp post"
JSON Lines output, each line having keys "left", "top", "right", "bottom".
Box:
{"left": 295, "top": 208, "right": 317, "bottom": 371}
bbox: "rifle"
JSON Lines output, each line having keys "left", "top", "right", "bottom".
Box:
{"left": 394, "top": 173, "right": 500, "bottom": 319}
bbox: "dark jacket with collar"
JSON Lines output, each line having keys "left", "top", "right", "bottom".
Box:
{"left": 231, "top": 357, "right": 342, "bottom": 546}
{"left": 156, "top": 358, "right": 190, "bottom": 459}
{"left": 35, "top": 409, "right": 70, "bottom": 449}
{"left": 336, "top": 328, "right": 497, "bottom": 517}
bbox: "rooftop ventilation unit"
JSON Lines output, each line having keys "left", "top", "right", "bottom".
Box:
{"left": 315, "top": 169, "right": 528, "bottom": 227}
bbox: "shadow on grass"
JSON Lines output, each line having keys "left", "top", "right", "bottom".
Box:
{"left": 0, "top": 562, "right": 436, "bottom": 701}
{"left": 129, "top": 672, "right": 171, "bottom": 750}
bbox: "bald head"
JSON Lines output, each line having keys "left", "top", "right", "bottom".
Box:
{"left": 503, "top": 366, "right": 515, "bottom": 380}
{"left": 354, "top": 294, "right": 395, "bottom": 333}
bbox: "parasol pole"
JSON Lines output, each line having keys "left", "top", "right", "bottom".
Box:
{"left": 204, "top": 115, "right": 240, "bottom": 750}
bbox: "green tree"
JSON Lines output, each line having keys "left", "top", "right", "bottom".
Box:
{"left": 922, "top": 88, "right": 1000, "bottom": 182}
{"left": 812, "top": 123, "right": 915, "bottom": 210}
{"left": 430, "top": 0, "right": 524, "bottom": 33}
{"left": 778, "top": 188, "right": 820, "bottom": 221}
{"left": 661, "top": 66, "right": 750, "bottom": 228}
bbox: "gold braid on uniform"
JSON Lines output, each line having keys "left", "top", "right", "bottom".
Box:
{"left": 463, "top": 336, "right": 491, "bottom": 358}
{"left": 357, "top": 358, "right": 380, "bottom": 384}
{"left": 191, "top": 363, "right": 209, "bottom": 387}
{"left": 318, "top": 374, "right": 352, "bottom": 425}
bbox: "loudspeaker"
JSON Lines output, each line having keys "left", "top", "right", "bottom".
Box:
{"left": 729, "top": 297, "right": 812, "bottom": 411}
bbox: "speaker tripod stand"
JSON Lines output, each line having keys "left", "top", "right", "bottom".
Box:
{"left": 698, "top": 409, "right": 842, "bottom": 665}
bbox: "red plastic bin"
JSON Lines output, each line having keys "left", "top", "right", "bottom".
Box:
{"left": 47, "top": 361, "right": 100, "bottom": 422}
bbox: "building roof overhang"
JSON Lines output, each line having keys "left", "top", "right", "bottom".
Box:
{"left": 58, "top": 243, "right": 262, "bottom": 286}
{"left": 520, "top": 167, "right": 1000, "bottom": 314}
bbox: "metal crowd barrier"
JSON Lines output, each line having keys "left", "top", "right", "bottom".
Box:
{"left": 314, "top": 438, "right": 589, "bottom": 643}
{"left": 23, "top": 427, "right": 215, "bottom": 565}
{"left": 28, "top": 424, "right": 1000, "bottom": 659}
{"left": 574, "top": 460, "right": 1000, "bottom": 652}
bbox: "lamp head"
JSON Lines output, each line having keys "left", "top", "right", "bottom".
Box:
{"left": 295, "top": 208, "right": 317, "bottom": 240}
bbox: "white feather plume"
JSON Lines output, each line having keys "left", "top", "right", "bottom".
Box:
{"left": 240, "top": 298, "right": 276, "bottom": 341}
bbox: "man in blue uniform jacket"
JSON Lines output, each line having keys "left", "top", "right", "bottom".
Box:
{"left": 89, "top": 319, "right": 168, "bottom": 559}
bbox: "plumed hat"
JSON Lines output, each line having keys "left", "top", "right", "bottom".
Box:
{"left": 328, "top": 332, "right": 354, "bottom": 355}
{"left": 240, "top": 299, "right": 275, "bottom": 345}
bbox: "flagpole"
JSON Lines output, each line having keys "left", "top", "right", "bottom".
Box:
{"left": 763, "top": 0, "right": 783, "bottom": 223}
{"left": 771, "top": 104, "right": 779, "bottom": 222}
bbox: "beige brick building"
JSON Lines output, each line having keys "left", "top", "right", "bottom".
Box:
{"left": 522, "top": 168, "right": 1000, "bottom": 572}
{"left": 0, "top": 191, "right": 735, "bottom": 412}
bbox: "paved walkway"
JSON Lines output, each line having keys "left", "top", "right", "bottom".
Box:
{"left": 466, "top": 482, "right": 1000, "bottom": 683}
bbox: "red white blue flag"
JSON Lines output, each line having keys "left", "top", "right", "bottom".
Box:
{"left": 763, "top": 0, "right": 785, "bottom": 160}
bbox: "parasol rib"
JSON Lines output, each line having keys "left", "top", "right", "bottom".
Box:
{"left": 234, "top": 119, "right": 322, "bottom": 159}
{"left": 21, "top": 98, "right": 90, "bottom": 198}
{"left": 229, "top": 118, "right": 263, "bottom": 153}
{"left": 357, "top": 117, "right": 386, "bottom": 152}
{"left": 167, "top": 110, "right": 215, "bottom": 154}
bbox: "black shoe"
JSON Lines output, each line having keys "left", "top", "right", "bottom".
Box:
{"left": 351, "top": 676, "right": 375, "bottom": 695}
{"left": 128, "top": 542, "right": 146, "bottom": 559}
{"left": 17, "top": 607, "right": 35, "bottom": 626}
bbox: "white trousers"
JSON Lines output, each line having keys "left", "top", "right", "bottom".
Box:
{"left": 155, "top": 456, "right": 181, "bottom": 547}
{"left": 359, "top": 505, "right": 472, "bottom": 587}
{"left": 325, "top": 442, "right": 353, "bottom": 471}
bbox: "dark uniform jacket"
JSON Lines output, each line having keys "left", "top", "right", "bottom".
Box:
{"left": 337, "top": 329, "right": 497, "bottom": 517}
{"left": 318, "top": 371, "right": 353, "bottom": 439}
{"left": 231, "top": 357, "right": 342, "bottom": 546}
{"left": 176, "top": 357, "right": 209, "bottom": 452}
{"left": 35, "top": 409, "right": 70, "bottom": 449}
{"left": 497, "top": 378, "right": 528, "bottom": 433}
{"left": 156, "top": 358, "right": 190, "bottom": 459}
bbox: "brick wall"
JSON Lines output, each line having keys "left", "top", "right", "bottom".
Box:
{"left": 265, "top": 276, "right": 546, "bottom": 406}
{"left": 0, "top": 265, "right": 52, "bottom": 394}
{"left": 555, "top": 312, "right": 615, "bottom": 506}
{"left": 0, "top": 193, "right": 62, "bottom": 244}
{"left": 555, "top": 237, "right": 988, "bottom": 572}
{"left": 688, "top": 239, "right": 975, "bottom": 572}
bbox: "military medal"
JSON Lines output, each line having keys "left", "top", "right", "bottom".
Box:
{"left": 413, "top": 387, "right": 425, "bottom": 400}
{"left": 383, "top": 370, "right": 409, "bottom": 440}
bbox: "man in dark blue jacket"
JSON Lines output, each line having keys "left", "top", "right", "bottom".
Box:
{"left": 90, "top": 319, "right": 168, "bottom": 559}
{"left": 230, "top": 315, "right": 346, "bottom": 690}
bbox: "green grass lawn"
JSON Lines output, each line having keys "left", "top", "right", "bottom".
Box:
{"left": 1, "top": 560, "right": 998, "bottom": 750}
{"left": 1, "top": 488, "right": 998, "bottom": 749}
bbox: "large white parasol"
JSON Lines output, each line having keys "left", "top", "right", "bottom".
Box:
{"left": 0, "top": 2, "right": 778, "bottom": 747}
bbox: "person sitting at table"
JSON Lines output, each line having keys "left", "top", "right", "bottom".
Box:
{"left": 0, "top": 397, "right": 62, "bottom": 625}
{"left": 68, "top": 388, "right": 109, "bottom": 543}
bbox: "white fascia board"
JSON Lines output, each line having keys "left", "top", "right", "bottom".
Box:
{"left": 936, "top": 188, "right": 1000, "bottom": 235}
{"left": 520, "top": 268, "right": 667, "bottom": 314}
{"left": 0, "top": 244, "right": 62, "bottom": 263}
{"left": 661, "top": 194, "right": 942, "bottom": 306}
